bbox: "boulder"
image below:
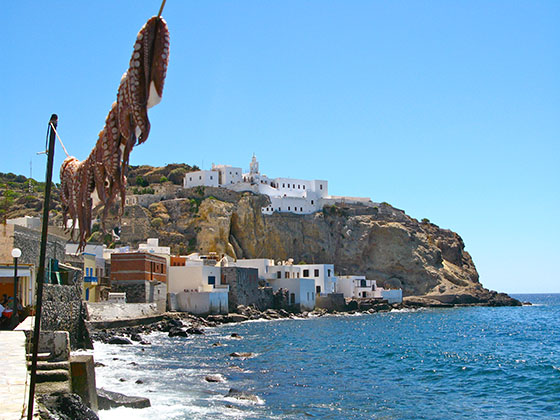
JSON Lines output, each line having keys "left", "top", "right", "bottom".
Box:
{"left": 130, "top": 333, "right": 142, "bottom": 342}
{"left": 97, "top": 388, "right": 151, "bottom": 410}
{"left": 229, "top": 352, "right": 254, "bottom": 358}
{"left": 168, "top": 327, "right": 188, "bottom": 338}
{"left": 205, "top": 374, "right": 226, "bottom": 383}
{"left": 38, "top": 391, "right": 99, "bottom": 420}
{"left": 225, "top": 388, "right": 260, "bottom": 403}
{"left": 107, "top": 336, "right": 133, "bottom": 345}
{"left": 228, "top": 314, "right": 249, "bottom": 323}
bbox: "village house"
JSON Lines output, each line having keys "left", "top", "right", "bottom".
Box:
{"left": 167, "top": 254, "right": 228, "bottom": 315}
{"left": 337, "top": 275, "right": 403, "bottom": 304}
{"left": 65, "top": 243, "right": 110, "bottom": 301}
{"left": 110, "top": 252, "right": 167, "bottom": 311}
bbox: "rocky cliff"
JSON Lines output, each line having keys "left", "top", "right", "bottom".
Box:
{"left": 119, "top": 187, "right": 519, "bottom": 306}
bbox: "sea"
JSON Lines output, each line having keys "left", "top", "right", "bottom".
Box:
{"left": 92, "top": 294, "right": 560, "bottom": 420}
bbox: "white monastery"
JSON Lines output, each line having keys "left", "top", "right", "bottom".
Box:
{"left": 184, "top": 155, "right": 374, "bottom": 215}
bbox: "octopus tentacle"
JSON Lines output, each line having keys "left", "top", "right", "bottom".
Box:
{"left": 59, "top": 16, "right": 169, "bottom": 251}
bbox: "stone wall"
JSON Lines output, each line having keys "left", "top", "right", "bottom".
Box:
{"left": 112, "top": 280, "right": 166, "bottom": 312}
{"left": 315, "top": 293, "right": 346, "bottom": 312}
{"left": 42, "top": 284, "right": 92, "bottom": 349}
{"left": 13, "top": 225, "right": 67, "bottom": 267}
{"left": 222, "top": 267, "right": 273, "bottom": 311}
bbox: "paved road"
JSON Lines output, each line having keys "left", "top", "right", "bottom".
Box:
{"left": 0, "top": 330, "right": 29, "bottom": 419}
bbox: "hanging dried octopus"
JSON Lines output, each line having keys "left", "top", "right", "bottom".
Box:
{"left": 60, "top": 16, "right": 170, "bottom": 250}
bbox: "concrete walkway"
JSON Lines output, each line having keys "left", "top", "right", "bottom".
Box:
{"left": 0, "top": 330, "right": 29, "bottom": 419}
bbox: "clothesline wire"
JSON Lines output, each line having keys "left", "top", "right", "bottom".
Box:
{"left": 49, "top": 122, "right": 70, "bottom": 158}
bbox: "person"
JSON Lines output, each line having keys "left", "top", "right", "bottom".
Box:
{"left": 1, "top": 294, "right": 8, "bottom": 305}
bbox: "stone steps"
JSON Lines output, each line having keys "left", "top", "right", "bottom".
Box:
{"left": 35, "top": 369, "right": 70, "bottom": 383}
{"left": 28, "top": 361, "right": 70, "bottom": 371}
{"left": 26, "top": 352, "right": 51, "bottom": 362}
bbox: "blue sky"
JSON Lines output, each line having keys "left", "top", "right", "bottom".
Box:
{"left": 2, "top": 1, "right": 559, "bottom": 293}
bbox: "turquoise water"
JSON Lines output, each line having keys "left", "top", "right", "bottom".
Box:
{"left": 95, "top": 294, "right": 560, "bottom": 419}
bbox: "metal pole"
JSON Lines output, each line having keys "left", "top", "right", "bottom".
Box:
{"left": 12, "top": 256, "right": 18, "bottom": 328}
{"left": 27, "top": 114, "right": 57, "bottom": 420}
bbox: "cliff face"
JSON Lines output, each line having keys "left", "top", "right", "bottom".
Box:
{"left": 119, "top": 187, "right": 516, "bottom": 305}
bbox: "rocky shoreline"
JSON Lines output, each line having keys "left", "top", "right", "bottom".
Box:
{"left": 91, "top": 292, "right": 523, "bottom": 345}
{"left": 84, "top": 296, "right": 524, "bottom": 417}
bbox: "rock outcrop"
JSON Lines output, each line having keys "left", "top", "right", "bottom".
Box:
{"left": 118, "top": 187, "right": 518, "bottom": 306}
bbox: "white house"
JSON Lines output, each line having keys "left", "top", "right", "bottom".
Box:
{"left": 167, "top": 256, "right": 228, "bottom": 314}
{"left": 268, "top": 277, "right": 316, "bottom": 311}
{"left": 183, "top": 165, "right": 242, "bottom": 189}
{"left": 337, "top": 275, "right": 402, "bottom": 304}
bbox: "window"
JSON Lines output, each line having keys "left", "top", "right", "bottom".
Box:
{"left": 307, "top": 292, "right": 310, "bottom": 301}
{"left": 328, "top": 269, "right": 332, "bottom": 277}
{"left": 199, "top": 176, "right": 202, "bottom": 180}
{"left": 314, "top": 269, "right": 319, "bottom": 277}
{"left": 285, "top": 272, "right": 289, "bottom": 278}
{"left": 277, "top": 271, "right": 281, "bottom": 279}
{"left": 288, "top": 206, "right": 291, "bottom": 211}
{"left": 208, "top": 276, "right": 216, "bottom": 285}
{"left": 283, "top": 183, "right": 285, "bottom": 187}
{"left": 298, "top": 185, "right": 300, "bottom": 189}
{"left": 300, "top": 207, "right": 303, "bottom": 211}
{"left": 303, "top": 185, "right": 306, "bottom": 190}
{"left": 311, "top": 200, "right": 314, "bottom": 205}
{"left": 320, "top": 185, "right": 323, "bottom": 190}
{"left": 210, "top": 176, "right": 213, "bottom": 180}
{"left": 316, "top": 285, "right": 321, "bottom": 293}
{"left": 189, "top": 177, "right": 192, "bottom": 181}
{"left": 303, "top": 269, "right": 309, "bottom": 277}
{"left": 278, "top": 207, "right": 281, "bottom": 211}
{"left": 360, "top": 279, "right": 367, "bottom": 288}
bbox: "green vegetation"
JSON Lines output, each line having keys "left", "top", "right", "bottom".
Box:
{"left": 159, "top": 176, "right": 168, "bottom": 183}
{"left": 132, "top": 187, "right": 154, "bottom": 195}
{"left": 421, "top": 218, "right": 430, "bottom": 224}
{"left": 135, "top": 176, "right": 149, "bottom": 187}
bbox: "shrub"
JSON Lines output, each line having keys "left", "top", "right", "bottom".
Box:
{"left": 136, "top": 176, "right": 149, "bottom": 187}
{"left": 168, "top": 168, "right": 187, "bottom": 185}
{"left": 151, "top": 217, "right": 163, "bottom": 228}
{"left": 421, "top": 218, "right": 430, "bottom": 224}
{"left": 159, "top": 176, "right": 168, "bottom": 183}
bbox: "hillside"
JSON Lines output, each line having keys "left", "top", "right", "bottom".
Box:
{"left": 1, "top": 165, "right": 519, "bottom": 305}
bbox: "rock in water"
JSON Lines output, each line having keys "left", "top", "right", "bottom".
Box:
{"left": 225, "top": 388, "right": 260, "bottom": 403}
{"left": 97, "top": 388, "right": 151, "bottom": 409}
{"left": 107, "top": 336, "right": 133, "bottom": 345}
{"left": 38, "top": 392, "right": 98, "bottom": 420}
{"left": 205, "top": 374, "right": 226, "bottom": 383}
{"left": 229, "top": 352, "right": 254, "bottom": 358}
{"left": 168, "top": 327, "right": 189, "bottom": 337}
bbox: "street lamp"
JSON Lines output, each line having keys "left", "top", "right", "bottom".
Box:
{"left": 11, "top": 248, "right": 21, "bottom": 327}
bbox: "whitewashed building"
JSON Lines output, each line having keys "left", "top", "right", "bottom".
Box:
{"left": 183, "top": 165, "right": 242, "bottom": 188}
{"left": 167, "top": 255, "right": 228, "bottom": 315}
{"left": 268, "top": 277, "right": 316, "bottom": 311}
{"left": 233, "top": 258, "right": 336, "bottom": 295}
{"left": 337, "top": 275, "right": 402, "bottom": 304}
{"left": 183, "top": 155, "right": 373, "bottom": 215}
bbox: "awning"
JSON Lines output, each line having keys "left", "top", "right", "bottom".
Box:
{"left": 0, "top": 268, "right": 32, "bottom": 278}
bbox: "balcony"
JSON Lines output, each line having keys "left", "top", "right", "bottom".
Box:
{"left": 84, "top": 276, "right": 98, "bottom": 284}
